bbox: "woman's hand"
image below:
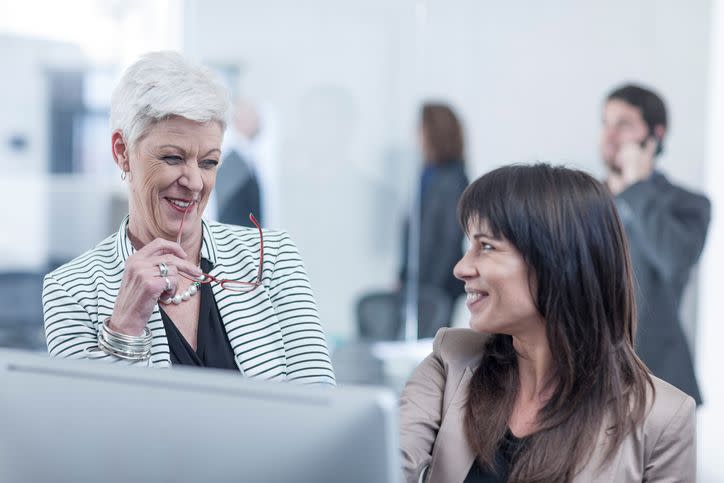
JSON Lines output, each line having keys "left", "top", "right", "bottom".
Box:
{"left": 110, "top": 239, "right": 203, "bottom": 336}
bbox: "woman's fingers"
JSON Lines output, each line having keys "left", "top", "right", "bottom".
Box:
{"left": 157, "top": 255, "right": 203, "bottom": 279}
{"left": 160, "top": 277, "right": 177, "bottom": 296}
{"left": 111, "top": 238, "right": 201, "bottom": 335}
{"left": 140, "top": 238, "right": 188, "bottom": 259}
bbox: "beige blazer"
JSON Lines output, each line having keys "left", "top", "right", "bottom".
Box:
{"left": 400, "top": 328, "right": 696, "bottom": 483}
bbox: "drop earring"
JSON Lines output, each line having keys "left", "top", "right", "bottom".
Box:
{"left": 121, "top": 171, "right": 127, "bottom": 181}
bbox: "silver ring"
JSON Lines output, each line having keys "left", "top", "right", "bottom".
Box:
{"left": 158, "top": 262, "right": 168, "bottom": 278}
{"left": 163, "top": 277, "right": 172, "bottom": 292}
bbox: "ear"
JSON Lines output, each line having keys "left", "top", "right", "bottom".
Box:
{"left": 111, "top": 130, "right": 130, "bottom": 172}
{"left": 653, "top": 124, "right": 666, "bottom": 141}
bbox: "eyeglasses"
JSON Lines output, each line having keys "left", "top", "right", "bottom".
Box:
{"left": 176, "top": 206, "right": 263, "bottom": 292}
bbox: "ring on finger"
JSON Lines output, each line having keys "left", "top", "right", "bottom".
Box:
{"left": 164, "top": 277, "right": 172, "bottom": 292}
{"left": 158, "top": 262, "right": 169, "bottom": 278}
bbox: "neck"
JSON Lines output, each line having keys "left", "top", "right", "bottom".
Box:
{"left": 512, "top": 325, "right": 555, "bottom": 403}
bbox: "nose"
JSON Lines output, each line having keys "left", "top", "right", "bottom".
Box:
{"left": 178, "top": 161, "right": 203, "bottom": 194}
{"left": 453, "top": 249, "right": 477, "bottom": 281}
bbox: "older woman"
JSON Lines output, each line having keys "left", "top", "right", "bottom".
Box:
{"left": 42, "top": 52, "right": 335, "bottom": 385}
{"left": 400, "top": 164, "right": 695, "bottom": 482}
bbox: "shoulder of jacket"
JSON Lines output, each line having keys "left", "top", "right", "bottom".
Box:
{"left": 206, "top": 220, "right": 291, "bottom": 248}
{"left": 643, "top": 375, "right": 695, "bottom": 438}
{"left": 654, "top": 173, "right": 710, "bottom": 208}
{"left": 46, "top": 233, "right": 117, "bottom": 284}
{"left": 433, "top": 327, "right": 488, "bottom": 369}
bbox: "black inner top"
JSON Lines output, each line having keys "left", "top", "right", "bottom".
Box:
{"left": 464, "top": 428, "right": 527, "bottom": 483}
{"left": 159, "top": 258, "right": 239, "bottom": 371}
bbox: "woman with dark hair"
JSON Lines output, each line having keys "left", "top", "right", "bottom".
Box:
{"left": 399, "top": 103, "right": 469, "bottom": 336}
{"left": 400, "top": 164, "right": 695, "bottom": 482}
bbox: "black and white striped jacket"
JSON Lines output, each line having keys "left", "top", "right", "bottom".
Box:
{"left": 42, "top": 216, "right": 336, "bottom": 386}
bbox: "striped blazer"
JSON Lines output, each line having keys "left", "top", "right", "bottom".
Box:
{"left": 42, "top": 216, "right": 336, "bottom": 386}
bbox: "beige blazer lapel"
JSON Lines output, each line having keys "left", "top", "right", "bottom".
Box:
{"left": 425, "top": 365, "right": 623, "bottom": 483}
{"left": 572, "top": 414, "right": 644, "bottom": 483}
{"left": 427, "top": 366, "right": 476, "bottom": 483}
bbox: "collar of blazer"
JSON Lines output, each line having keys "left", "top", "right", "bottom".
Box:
{"left": 114, "top": 215, "right": 219, "bottom": 266}
{"left": 426, "top": 364, "right": 624, "bottom": 483}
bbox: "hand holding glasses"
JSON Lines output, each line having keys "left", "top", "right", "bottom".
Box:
{"left": 176, "top": 206, "right": 264, "bottom": 293}
{"left": 107, "top": 206, "right": 264, "bottom": 341}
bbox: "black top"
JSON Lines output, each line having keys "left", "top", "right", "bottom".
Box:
{"left": 159, "top": 258, "right": 239, "bottom": 371}
{"left": 463, "top": 429, "right": 527, "bottom": 483}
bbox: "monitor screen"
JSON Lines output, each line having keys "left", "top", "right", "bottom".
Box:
{"left": 0, "top": 349, "right": 401, "bottom": 483}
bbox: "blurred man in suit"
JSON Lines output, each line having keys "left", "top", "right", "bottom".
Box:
{"left": 601, "top": 83, "right": 710, "bottom": 405}
{"left": 215, "top": 98, "right": 263, "bottom": 227}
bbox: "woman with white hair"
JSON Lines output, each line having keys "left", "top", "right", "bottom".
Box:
{"left": 42, "top": 51, "right": 335, "bottom": 385}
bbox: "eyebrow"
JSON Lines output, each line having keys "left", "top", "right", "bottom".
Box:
{"left": 158, "top": 145, "right": 221, "bottom": 157}
{"left": 472, "top": 232, "right": 500, "bottom": 241}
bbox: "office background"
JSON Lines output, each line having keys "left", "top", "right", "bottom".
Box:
{"left": 0, "top": 0, "right": 722, "bottom": 480}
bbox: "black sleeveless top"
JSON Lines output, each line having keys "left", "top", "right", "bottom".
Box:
{"left": 159, "top": 258, "right": 239, "bottom": 371}
{"left": 464, "top": 429, "right": 527, "bottom": 483}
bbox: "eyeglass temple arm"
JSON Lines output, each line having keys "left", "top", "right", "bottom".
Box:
{"left": 178, "top": 209, "right": 262, "bottom": 283}
{"left": 249, "top": 213, "right": 263, "bottom": 283}
{"left": 177, "top": 204, "right": 192, "bottom": 245}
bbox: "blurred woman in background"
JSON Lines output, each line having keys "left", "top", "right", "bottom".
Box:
{"left": 399, "top": 102, "right": 469, "bottom": 336}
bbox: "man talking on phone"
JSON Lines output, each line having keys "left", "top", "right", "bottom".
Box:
{"left": 601, "top": 83, "right": 710, "bottom": 405}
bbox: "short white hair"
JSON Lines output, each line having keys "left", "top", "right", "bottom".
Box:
{"left": 110, "top": 51, "right": 229, "bottom": 149}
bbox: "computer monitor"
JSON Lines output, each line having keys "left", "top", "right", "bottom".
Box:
{"left": 0, "top": 348, "right": 401, "bottom": 483}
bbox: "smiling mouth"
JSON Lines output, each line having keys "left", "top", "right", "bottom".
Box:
{"left": 166, "top": 197, "right": 196, "bottom": 212}
{"left": 466, "top": 290, "right": 489, "bottom": 305}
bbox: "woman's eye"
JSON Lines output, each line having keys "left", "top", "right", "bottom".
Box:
{"left": 200, "top": 159, "right": 219, "bottom": 168}
{"left": 162, "top": 155, "right": 183, "bottom": 164}
{"left": 481, "top": 243, "right": 494, "bottom": 252}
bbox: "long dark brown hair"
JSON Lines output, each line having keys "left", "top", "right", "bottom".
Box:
{"left": 459, "top": 164, "right": 652, "bottom": 482}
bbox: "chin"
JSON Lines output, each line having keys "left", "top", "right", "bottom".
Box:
{"left": 469, "top": 319, "right": 496, "bottom": 334}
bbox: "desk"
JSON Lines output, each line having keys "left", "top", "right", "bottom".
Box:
{"left": 332, "top": 339, "right": 433, "bottom": 393}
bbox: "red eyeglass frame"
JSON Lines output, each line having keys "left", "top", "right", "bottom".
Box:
{"left": 177, "top": 206, "right": 263, "bottom": 292}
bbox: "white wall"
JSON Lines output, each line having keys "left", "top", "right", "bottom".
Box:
{"left": 184, "top": 0, "right": 712, "bottom": 342}
{"left": 185, "top": 0, "right": 413, "bottom": 342}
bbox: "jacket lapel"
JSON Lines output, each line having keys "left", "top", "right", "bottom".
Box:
{"left": 110, "top": 217, "right": 287, "bottom": 374}
{"left": 572, "top": 411, "right": 633, "bottom": 482}
{"left": 427, "top": 366, "right": 476, "bottom": 483}
{"left": 205, "top": 222, "right": 287, "bottom": 379}
{"left": 420, "top": 350, "right": 635, "bottom": 483}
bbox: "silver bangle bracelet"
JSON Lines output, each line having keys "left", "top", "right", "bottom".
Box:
{"left": 98, "top": 331, "right": 151, "bottom": 360}
{"left": 97, "top": 318, "right": 152, "bottom": 361}
{"left": 102, "top": 318, "right": 152, "bottom": 342}
{"left": 100, "top": 328, "right": 151, "bottom": 349}
{"left": 97, "top": 335, "right": 152, "bottom": 360}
